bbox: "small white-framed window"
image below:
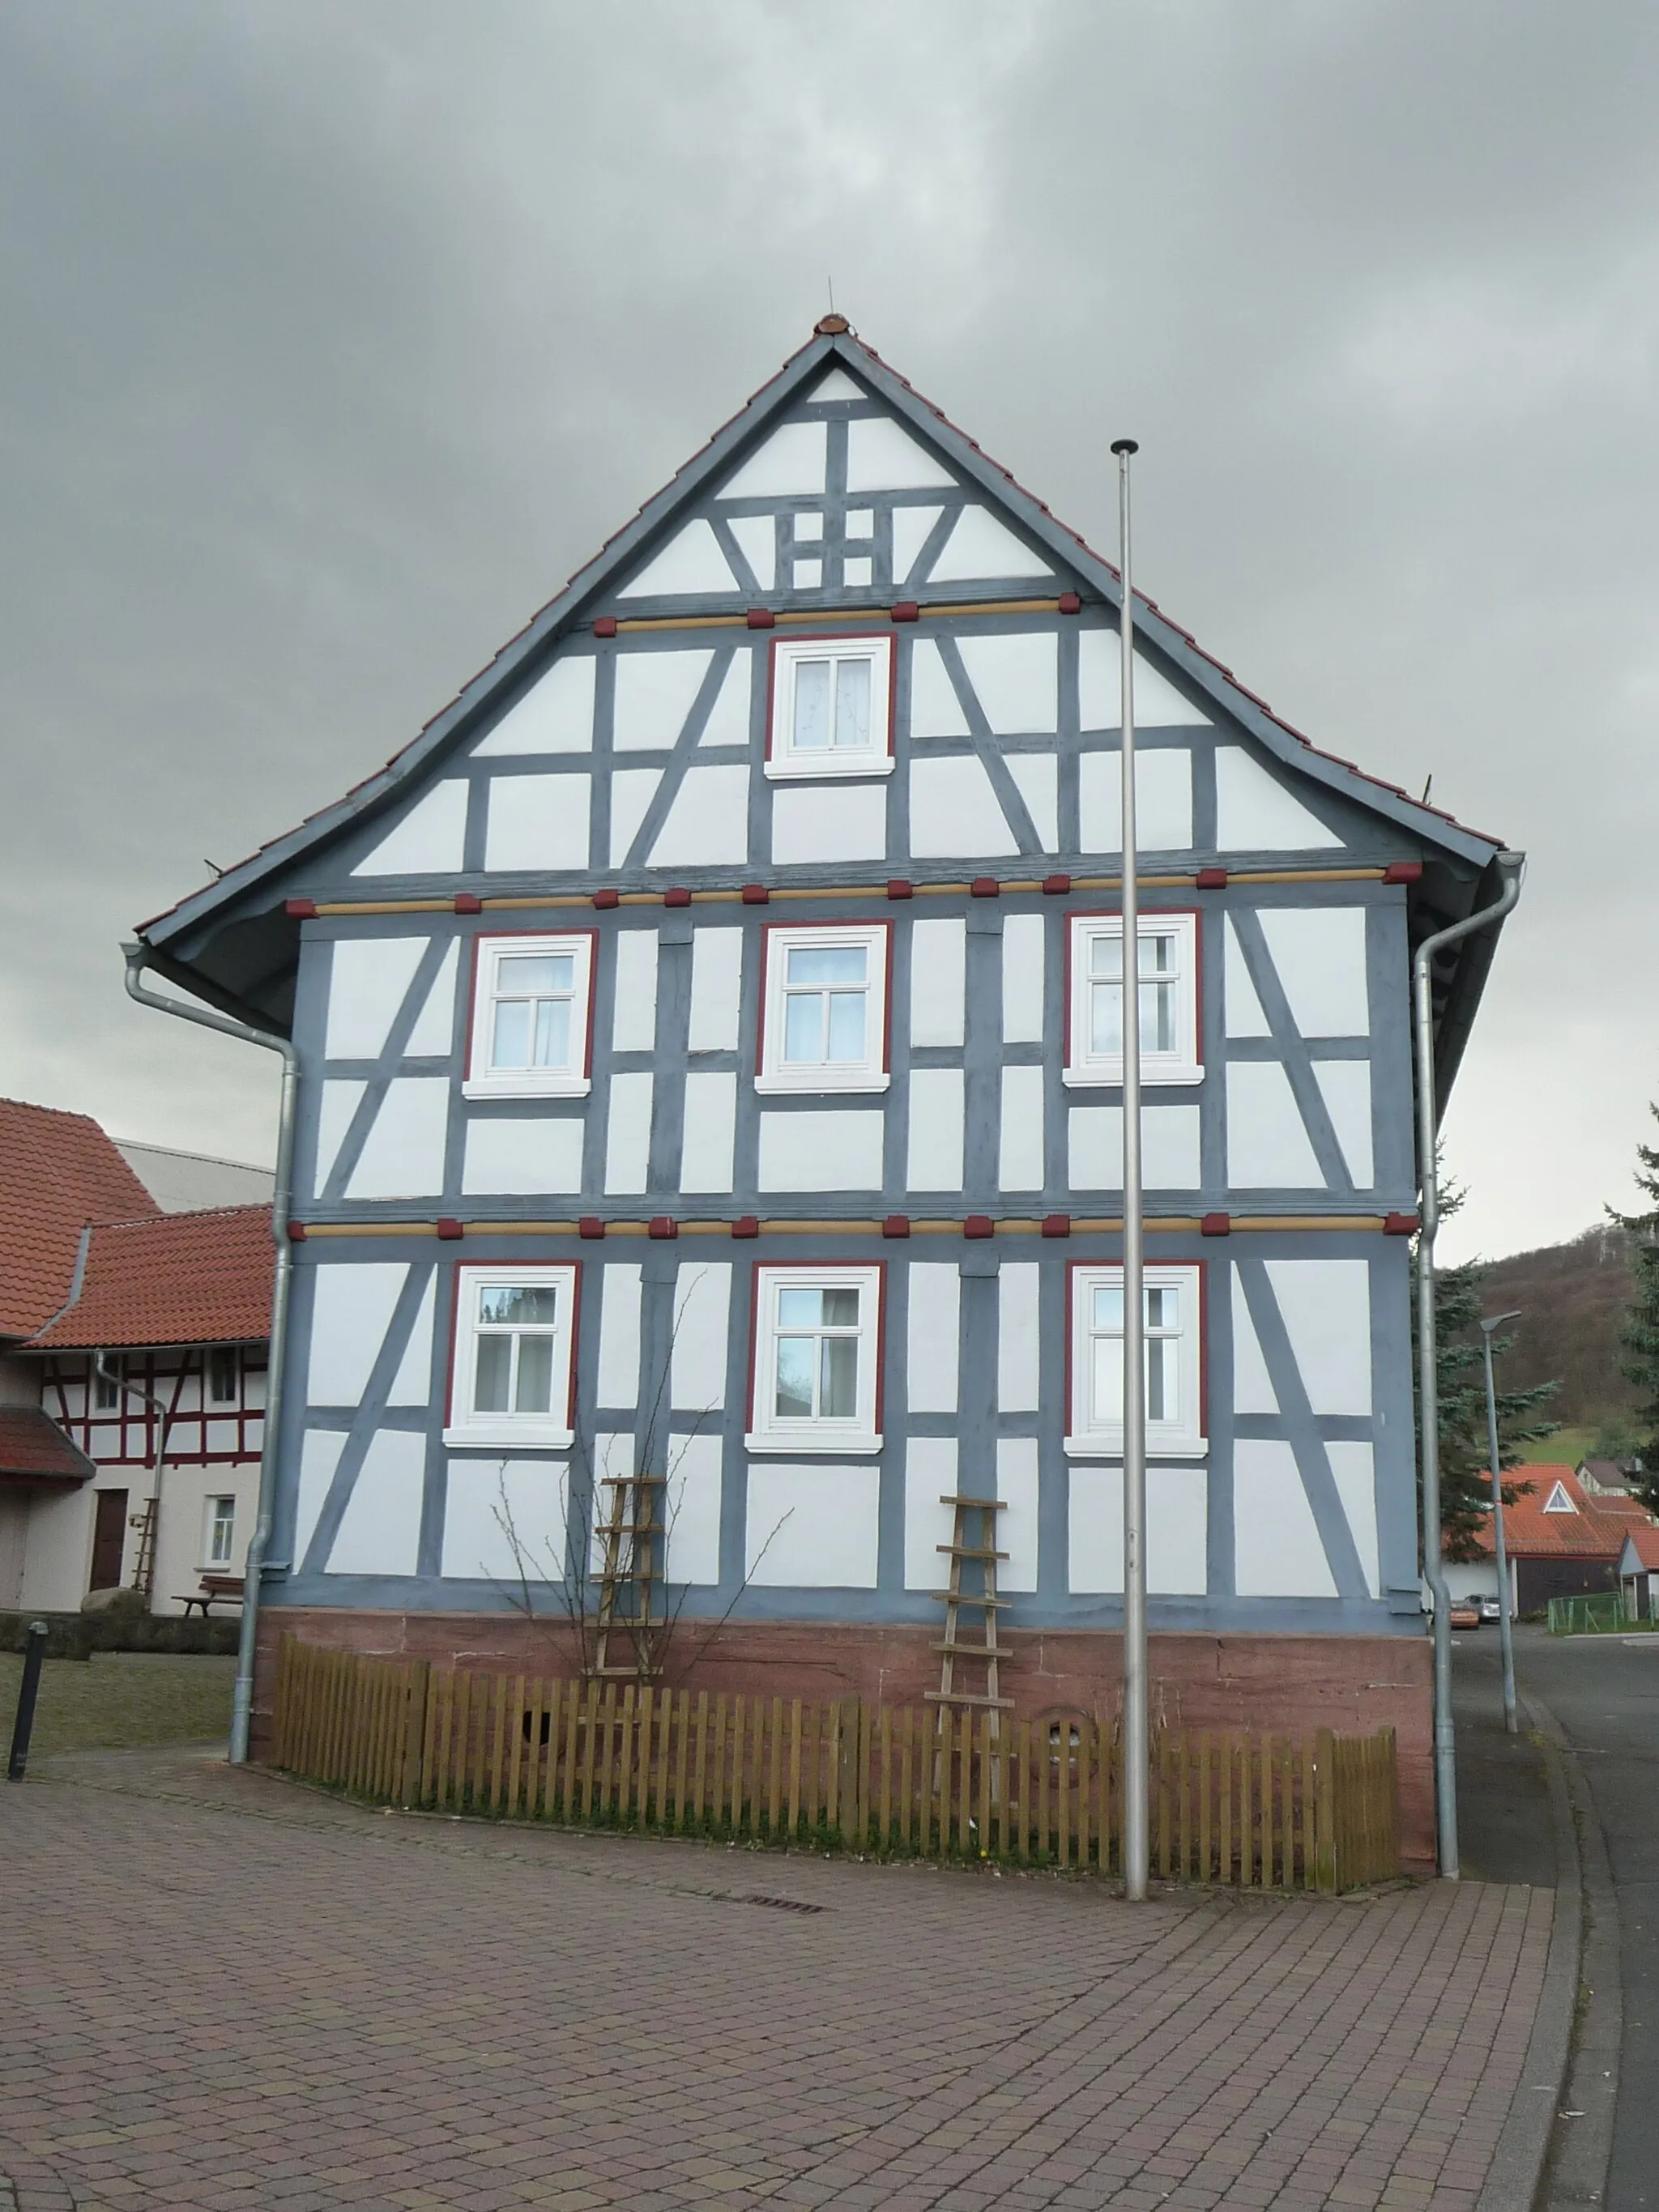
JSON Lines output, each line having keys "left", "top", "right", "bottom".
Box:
{"left": 206, "top": 1346, "right": 239, "bottom": 1407}
{"left": 1066, "top": 1263, "right": 1205, "bottom": 1460}
{"left": 747, "top": 1264, "right": 883, "bottom": 1456}
{"left": 204, "top": 1495, "right": 237, "bottom": 1568}
{"left": 463, "top": 933, "right": 595, "bottom": 1100}
{"left": 766, "top": 634, "right": 895, "bottom": 780}
{"left": 92, "top": 1357, "right": 120, "bottom": 1413}
{"left": 1065, "top": 912, "right": 1201, "bottom": 1088}
{"left": 756, "top": 923, "right": 890, "bottom": 1095}
{"left": 443, "top": 1264, "right": 578, "bottom": 1450}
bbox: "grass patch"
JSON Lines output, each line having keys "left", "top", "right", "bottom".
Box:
{"left": 1513, "top": 1428, "right": 1593, "bottom": 1467}
{"left": 0, "top": 1652, "right": 236, "bottom": 1757}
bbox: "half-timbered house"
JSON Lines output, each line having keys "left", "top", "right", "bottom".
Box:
{"left": 131, "top": 320, "right": 1521, "bottom": 1862}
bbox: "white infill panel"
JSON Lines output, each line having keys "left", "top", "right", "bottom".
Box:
{"left": 1233, "top": 1440, "right": 1337, "bottom": 1596}
{"left": 314, "top": 1081, "right": 365, "bottom": 1192}
{"left": 611, "top": 931, "right": 659, "bottom": 1054}
{"left": 999, "top": 1065, "right": 1045, "bottom": 1192}
{"left": 1314, "top": 1063, "right": 1374, "bottom": 1187}
{"left": 746, "top": 1464, "right": 880, "bottom": 1587}
{"left": 613, "top": 650, "right": 715, "bottom": 751}
{"left": 473, "top": 656, "right": 595, "bottom": 755}
{"left": 405, "top": 942, "right": 458, "bottom": 1057}
{"left": 307, "top": 1263, "right": 408, "bottom": 1407}
{"left": 1077, "top": 630, "right": 1209, "bottom": 728}
{"left": 906, "top": 636, "right": 970, "bottom": 737}
{"left": 930, "top": 508, "right": 1054, "bottom": 584}
{"left": 893, "top": 505, "right": 946, "bottom": 588}
{"left": 1328, "top": 1442, "right": 1380, "bottom": 1596}
{"left": 909, "top": 756, "right": 1020, "bottom": 859}
{"left": 724, "top": 517, "right": 775, "bottom": 595}
{"left": 603, "top": 1072, "right": 654, "bottom": 1195}
{"left": 670, "top": 1262, "right": 731, "bottom": 1413}
{"left": 484, "top": 774, "right": 591, "bottom": 872}
{"left": 808, "top": 367, "right": 863, "bottom": 401}
{"left": 1224, "top": 918, "right": 1272, "bottom": 1037}
{"left": 351, "top": 781, "right": 467, "bottom": 876}
{"left": 688, "top": 930, "right": 744, "bottom": 1051}
{"left": 1256, "top": 908, "right": 1370, "bottom": 1036}
{"left": 460, "top": 1117, "right": 584, "bottom": 1196}
{"left": 996, "top": 1264, "right": 1041, "bottom": 1411}
{"left": 1226, "top": 1064, "right": 1323, "bottom": 1188}
{"left": 906, "top": 1070, "right": 964, "bottom": 1191}
{"left": 909, "top": 918, "right": 966, "bottom": 1046}
{"left": 325, "top": 938, "right": 428, "bottom": 1060}
{"left": 595, "top": 1264, "right": 642, "bottom": 1407}
{"left": 679, "top": 1072, "right": 737, "bottom": 1194}
{"left": 441, "top": 1458, "right": 568, "bottom": 1582}
{"left": 609, "top": 770, "right": 662, "bottom": 868}
{"left": 1068, "top": 1105, "right": 1201, "bottom": 1191}
{"left": 844, "top": 416, "right": 954, "bottom": 492}
{"left": 996, "top": 1438, "right": 1039, "bottom": 1592}
{"left": 1263, "top": 1259, "right": 1371, "bottom": 1416}
{"left": 719, "top": 420, "right": 827, "bottom": 498}
{"left": 1006, "top": 755, "right": 1058, "bottom": 849}
{"left": 906, "top": 1264, "right": 960, "bottom": 1413}
{"left": 770, "top": 782, "right": 887, "bottom": 864}
{"left": 1001, "top": 914, "right": 1046, "bottom": 1042}
{"left": 325, "top": 1430, "right": 426, "bottom": 1577}
{"left": 1230, "top": 1269, "right": 1279, "bottom": 1415}
{"left": 345, "top": 1080, "right": 448, "bottom": 1200}
{"left": 1215, "top": 748, "right": 1343, "bottom": 850}
{"left": 904, "top": 1437, "right": 957, "bottom": 1591}
{"left": 699, "top": 650, "right": 753, "bottom": 744}
{"left": 1068, "top": 1466, "right": 1207, "bottom": 1594}
{"left": 757, "top": 1110, "right": 884, "bottom": 1192}
{"left": 386, "top": 1275, "right": 436, "bottom": 1406}
{"left": 618, "top": 520, "right": 737, "bottom": 599}
{"left": 292, "top": 1431, "right": 345, "bottom": 1570}
{"left": 1077, "top": 749, "right": 1192, "bottom": 853}
{"left": 650, "top": 765, "right": 750, "bottom": 867}
{"left": 956, "top": 633, "right": 1058, "bottom": 731}
{"left": 664, "top": 1433, "right": 723, "bottom": 1586}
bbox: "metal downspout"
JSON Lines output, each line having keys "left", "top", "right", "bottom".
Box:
{"left": 124, "top": 944, "right": 299, "bottom": 1765}
{"left": 1411, "top": 852, "right": 1524, "bottom": 1877}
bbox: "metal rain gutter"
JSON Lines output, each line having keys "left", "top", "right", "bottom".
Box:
{"left": 124, "top": 944, "right": 298, "bottom": 1765}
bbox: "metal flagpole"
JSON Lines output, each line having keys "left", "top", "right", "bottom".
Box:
{"left": 1113, "top": 436, "right": 1149, "bottom": 1901}
{"left": 1480, "top": 1312, "right": 1521, "bottom": 1735}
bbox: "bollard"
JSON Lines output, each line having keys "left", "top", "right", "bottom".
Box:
{"left": 7, "top": 1621, "right": 49, "bottom": 1780}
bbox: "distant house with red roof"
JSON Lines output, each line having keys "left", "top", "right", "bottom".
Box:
{"left": 1444, "top": 1464, "right": 1658, "bottom": 1618}
{"left": 0, "top": 1098, "right": 274, "bottom": 1615}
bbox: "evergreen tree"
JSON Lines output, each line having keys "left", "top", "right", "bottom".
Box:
{"left": 1414, "top": 1170, "right": 1560, "bottom": 1560}
{"left": 1609, "top": 1104, "right": 1659, "bottom": 1515}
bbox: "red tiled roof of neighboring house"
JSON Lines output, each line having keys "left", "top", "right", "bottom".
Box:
{"left": 0, "top": 1098, "right": 159, "bottom": 1338}
{"left": 0, "top": 1407, "right": 94, "bottom": 1485}
{"left": 1461, "top": 1465, "right": 1657, "bottom": 1561}
{"left": 27, "top": 1206, "right": 274, "bottom": 1351}
{"left": 1617, "top": 1524, "right": 1659, "bottom": 1571}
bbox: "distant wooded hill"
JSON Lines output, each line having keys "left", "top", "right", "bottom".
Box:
{"left": 1477, "top": 1224, "right": 1640, "bottom": 1430}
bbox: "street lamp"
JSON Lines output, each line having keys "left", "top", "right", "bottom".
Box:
{"left": 1479, "top": 1311, "right": 1521, "bottom": 1734}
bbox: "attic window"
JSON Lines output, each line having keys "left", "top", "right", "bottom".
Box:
{"left": 766, "top": 635, "right": 894, "bottom": 781}
{"left": 1542, "top": 1481, "right": 1576, "bottom": 1515}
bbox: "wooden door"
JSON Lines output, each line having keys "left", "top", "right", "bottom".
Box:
{"left": 90, "top": 1490, "right": 128, "bottom": 1591}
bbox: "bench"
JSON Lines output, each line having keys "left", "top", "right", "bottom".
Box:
{"left": 177, "top": 1574, "right": 245, "bottom": 1617}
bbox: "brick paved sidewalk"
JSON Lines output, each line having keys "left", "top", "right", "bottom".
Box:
{"left": 0, "top": 1746, "right": 1551, "bottom": 2212}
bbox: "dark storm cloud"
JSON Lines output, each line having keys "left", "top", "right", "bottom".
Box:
{"left": 2, "top": 0, "right": 1653, "bottom": 1259}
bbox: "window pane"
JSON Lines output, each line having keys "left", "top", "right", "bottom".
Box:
{"left": 833, "top": 657, "right": 871, "bottom": 748}
{"left": 783, "top": 993, "right": 824, "bottom": 1063}
{"left": 1092, "top": 1286, "right": 1124, "bottom": 1333}
{"left": 492, "top": 999, "right": 531, "bottom": 1068}
{"left": 1145, "top": 1286, "right": 1177, "bottom": 1329}
{"left": 1089, "top": 935, "right": 1120, "bottom": 978}
{"left": 1147, "top": 1339, "right": 1175, "bottom": 1423}
{"left": 479, "top": 1285, "right": 560, "bottom": 1326}
{"left": 825, "top": 991, "right": 868, "bottom": 1062}
{"left": 514, "top": 1334, "right": 555, "bottom": 1414}
{"left": 821, "top": 1286, "right": 861, "bottom": 1326}
{"left": 207, "top": 1349, "right": 237, "bottom": 1403}
{"left": 777, "top": 1288, "right": 821, "bottom": 1328}
{"left": 787, "top": 945, "right": 867, "bottom": 987}
{"left": 774, "top": 1336, "right": 815, "bottom": 1418}
{"left": 1090, "top": 980, "right": 1122, "bottom": 1056}
{"left": 821, "top": 1335, "right": 858, "bottom": 1417}
{"left": 1141, "top": 980, "right": 1176, "bottom": 1055}
{"left": 500, "top": 953, "right": 573, "bottom": 995}
{"left": 533, "top": 997, "right": 573, "bottom": 1068}
{"left": 793, "top": 659, "right": 831, "bottom": 748}
{"left": 474, "top": 1335, "right": 512, "bottom": 1413}
{"left": 1138, "top": 934, "right": 1175, "bottom": 978}
{"left": 1091, "top": 1337, "right": 1123, "bottom": 1425}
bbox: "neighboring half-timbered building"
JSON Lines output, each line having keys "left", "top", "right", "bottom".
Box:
{"left": 133, "top": 320, "right": 1520, "bottom": 1863}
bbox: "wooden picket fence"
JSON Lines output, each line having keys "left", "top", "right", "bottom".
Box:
{"left": 270, "top": 1635, "right": 1399, "bottom": 1891}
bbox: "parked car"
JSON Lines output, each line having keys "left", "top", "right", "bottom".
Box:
{"left": 1477, "top": 1596, "right": 1502, "bottom": 1623}
{"left": 1448, "top": 1598, "right": 1482, "bottom": 1629}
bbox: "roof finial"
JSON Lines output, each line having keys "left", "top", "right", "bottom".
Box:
{"left": 816, "top": 281, "right": 850, "bottom": 337}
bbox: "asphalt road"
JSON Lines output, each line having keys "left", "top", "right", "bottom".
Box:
{"left": 1457, "top": 1624, "right": 1659, "bottom": 2211}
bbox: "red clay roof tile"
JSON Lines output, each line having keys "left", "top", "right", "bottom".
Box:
{"left": 0, "top": 1099, "right": 159, "bottom": 1338}
{"left": 28, "top": 1206, "right": 274, "bottom": 1351}
{"left": 0, "top": 1408, "right": 94, "bottom": 1483}
{"left": 1462, "top": 1464, "right": 1657, "bottom": 1561}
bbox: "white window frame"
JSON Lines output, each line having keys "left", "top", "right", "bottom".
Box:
{"left": 1065, "top": 1262, "right": 1205, "bottom": 1460}
{"left": 92, "top": 1357, "right": 120, "bottom": 1413}
{"left": 746, "top": 1263, "right": 883, "bottom": 1457}
{"left": 1064, "top": 911, "right": 1201, "bottom": 1089}
{"left": 203, "top": 1494, "right": 237, "bottom": 1569}
{"left": 205, "top": 1345, "right": 239, "bottom": 1407}
{"left": 756, "top": 922, "right": 891, "bottom": 1096}
{"left": 765, "top": 633, "right": 895, "bottom": 781}
{"left": 443, "top": 1263, "right": 578, "bottom": 1450}
{"left": 463, "top": 932, "right": 595, "bottom": 1101}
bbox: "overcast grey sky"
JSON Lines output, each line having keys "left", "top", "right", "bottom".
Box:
{"left": 2, "top": 1, "right": 1653, "bottom": 1265}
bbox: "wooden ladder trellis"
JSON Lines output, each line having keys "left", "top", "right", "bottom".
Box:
{"left": 591, "top": 1469, "right": 667, "bottom": 1680}
{"left": 130, "top": 1495, "right": 158, "bottom": 1599}
{"left": 927, "top": 1494, "right": 1015, "bottom": 1720}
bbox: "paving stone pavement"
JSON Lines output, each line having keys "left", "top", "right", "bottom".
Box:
{"left": 0, "top": 1745, "right": 1552, "bottom": 2212}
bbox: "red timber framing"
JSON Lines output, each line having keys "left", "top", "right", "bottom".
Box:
{"left": 42, "top": 1346, "right": 267, "bottom": 1471}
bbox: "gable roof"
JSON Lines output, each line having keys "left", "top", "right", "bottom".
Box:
{"left": 136, "top": 318, "right": 1516, "bottom": 1075}
{"left": 0, "top": 1408, "right": 95, "bottom": 1486}
{"left": 0, "top": 1098, "right": 160, "bottom": 1339}
{"left": 1461, "top": 1464, "right": 1657, "bottom": 1561}
{"left": 26, "top": 1205, "right": 274, "bottom": 1352}
{"left": 1618, "top": 1525, "right": 1659, "bottom": 1574}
